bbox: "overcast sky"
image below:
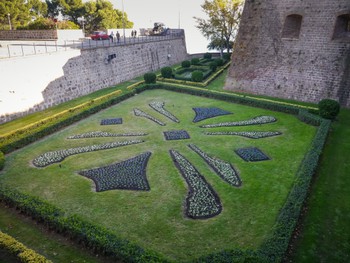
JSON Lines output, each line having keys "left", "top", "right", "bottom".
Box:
{"left": 109, "top": 0, "right": 209, "bottom": 54}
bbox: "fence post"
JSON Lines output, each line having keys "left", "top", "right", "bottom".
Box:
{"left": 33, "top": 43, "right": 36, "bottom": 54}
{"left": 7, "top": 45, "right": 11, "bottom": 58}
{"left": 21, "top": 44, "right": 24, "bottom": 56}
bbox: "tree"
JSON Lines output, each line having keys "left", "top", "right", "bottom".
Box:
{"left": 0, "top": 0, "right": 31, "bottom": 30}
{"left": 83, "top": 0, "right": 133, "bottom": 33}
{"left": 45, "top": 0, "right": 61, "bottom": 18}
{"left": 27, "top": 0, "right": 48, "bottom": 19}
{"left": 59, "top": 0, "right": 85, "bottom": 24}
{"left": 194, "top": 0, "right": 243, "bottom": 55}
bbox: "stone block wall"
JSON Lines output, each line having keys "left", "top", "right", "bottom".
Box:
{"left": 225, "top": 0, "right": 350, "bottom": 107}
{"left": 0, "top": 30, "right": 57, "bottom": 40}
{"left": 42, "top": 38, "right": 188, "bottom": 107}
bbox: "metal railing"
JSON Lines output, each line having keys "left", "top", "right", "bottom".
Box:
{"left": 0, "top": 30, "right": 185, "bottom": 58}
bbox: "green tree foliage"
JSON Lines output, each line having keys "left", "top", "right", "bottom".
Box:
{"left": 59, "top": 0, "right": 85, "bottom": 24}
{"left": 194, "top": 0, "right": 243, "bottom": 55}
{"left": 27, "top": 0, "right": 48, "bottom": 19}
{"left": 18, "top": 17, "right": 79, "bottom": 30}
{"left": 83, "top": 0, "right": 133, "bottom": 32}
{"left": 45, "top": 0, "right": 61, "bottom": 18}
{"left": 0, "top": 0, "right": 31, "bottom": 29}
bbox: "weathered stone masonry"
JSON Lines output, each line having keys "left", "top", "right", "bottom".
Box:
{"left": 43, "top": 38, "right": 187, "bottom": 107}
{"left": 0, "top": 37, "right": 187, "bottom": 123}
{"left": 225, "top": 0, "right": 350, "bottom": 107}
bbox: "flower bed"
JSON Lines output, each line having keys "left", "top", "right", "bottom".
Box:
{"left": 149, "top": 102, "right": 179, "bottom": 123}
{"left": 133, "top": 108, "right": 165, "bottom": 126}
{"left": 163, "top": 130, "right": 190, "bottom": 141}
{"left": 79, "top": 152, "right": 151, "bottom": 192}
{"left": 169, "top": 149, "right": 222, "bottom": 219}
{"left": 100, "top": 118, "right": 122, "bottom": 125}
{"left": 200, "top": 115, "right": 277, "bottom": 128}
{"left": 189, "top": 144, "right": 241, "bottom": 187}
{"left": 32, "top": 140, "right": 144, "bottom": 167}
{"left": 67, "top": 131, "right": 147, "bottom": 139}
{"left": 204, "top": 131, "right": 282, "bottom": 139}
{"left": 235, "top": 147, "right": 270, "bottom": 162}
{"left": 192, "top": 107, "right": 232, "bottom": 123}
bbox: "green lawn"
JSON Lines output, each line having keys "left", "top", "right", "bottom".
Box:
{"left": 288, "top": 108, "right": 350, "bottom": 262}
{"left": 0, "top": 89, "right": 316, "bottom": 261}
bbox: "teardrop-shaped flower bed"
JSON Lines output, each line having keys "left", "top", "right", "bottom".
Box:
{"left": 149, "top": 101, "right": 179, "bottom": 123}
{"left": 170, "top": 149, "right": 222, "bottom": 219}
{"left": 200, "top": 115, "right": 277, "bottom": 128}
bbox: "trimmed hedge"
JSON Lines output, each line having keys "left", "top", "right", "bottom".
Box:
{"left": 318, "top": 98, "right": 340, "bottom": 120}
{"left": 0, "top": 187, "right": 168, "bottom": 262}
{"left": 191, "top": 70, "right": 204, "bottom": 82}
{"left": 0, "top": 230, "right": 52, "bottom": 263}
{"left": 160, "top": 67, "right": 173, "bottom": 78}
{"left": 181, "top": 60, "right": 191, "bottom": 68}
{"left": 143, "top": 72, "right": 157, "bottom": 84}
{"left": 0, "top": 90, "right": 134, "bottom": 154}
{"left": 0, "top": 151, "right": 4, "bottom": 171}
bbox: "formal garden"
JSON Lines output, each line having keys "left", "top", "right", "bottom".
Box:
{"left": 0, "top": 55, "right": 343, "bottom": 262}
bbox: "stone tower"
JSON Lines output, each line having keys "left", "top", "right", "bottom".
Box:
{"left": 225, "top": 0, "right": 350, "bottom": 107}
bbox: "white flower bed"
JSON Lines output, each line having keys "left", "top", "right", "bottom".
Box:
{"left": 204, "top": 131, "right": 282, "bottom": 139}
{"left": 67, "top": 131, "right": 147, "bottom": 139}
{"left": 189, "top": 144, "right": 241, "bottom": 187}
{"left": 200, "top": 115, "right": 277, "bottom": 128}
{"left": 134, "top": 108, "right": 165, "bottom": 126}
{"left": 149, "top": 102, "right": 179, "bottom": 123}
{"left": 170, "top": 149, "right": 222, "bottom": 219}
{"left": 32, "top": 140, "right": 144, "bottom": 167}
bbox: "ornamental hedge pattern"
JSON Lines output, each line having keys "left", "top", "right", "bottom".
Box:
{"left": 189, "top": 144, "right": 241, "bottom": 187}
{"left": 192, "top": 107, "right": 232, "bottom": 123}
{"left": 32, "top": 140, "right": 144, "bottom": 167}
{"left": 79, "top": 152, "right": 151, "bottom": 192}
{"left": 170, "top": 149, "right": 222, "bottom": 219}
{"left": 1, "top": 83, "right": 331, "bottom": 263}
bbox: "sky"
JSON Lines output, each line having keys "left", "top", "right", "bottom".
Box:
{"left": 109, "top": 0, "right": 210, "bottom": 54}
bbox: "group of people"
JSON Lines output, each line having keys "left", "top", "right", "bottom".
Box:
{"left": 109, "top": 30, "right": 138, "bottom": 43}
{"left": 109, "top": 31, "right": 121, "bottom": 43}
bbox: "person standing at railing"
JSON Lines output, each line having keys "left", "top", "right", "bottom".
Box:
{"left": 116, "top": 31, "right": 120, "bottom": 43}
{"left": 109, "top": 32, "right": 114, "bottom": 42}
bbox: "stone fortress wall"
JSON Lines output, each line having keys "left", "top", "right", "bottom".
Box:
{"left": 0, "top": 37, "right": 188, "bottom": 124}
{"left": 225, "top": 0, "right": 350, "bottom": 107}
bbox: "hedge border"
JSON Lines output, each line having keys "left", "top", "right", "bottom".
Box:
{"left": 0, "top": 230, "right": 52, "bottom": 263}
{"left": 0, "top": 83, "right": 330, "bottom": 263}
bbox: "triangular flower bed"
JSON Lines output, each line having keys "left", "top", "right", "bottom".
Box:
{"left": 192, "top": 107, "right": 232, "bottom": 123}
{"left": 78, "top": 152, "right": 152, "bottom": 192}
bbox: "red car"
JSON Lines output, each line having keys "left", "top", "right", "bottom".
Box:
{"left": 90, "top": 31, "right": 109, "bottom": 40}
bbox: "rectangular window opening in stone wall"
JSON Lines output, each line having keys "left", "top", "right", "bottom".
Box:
{"left": 281, "top": 14, "right": 303, "bottom": 39}
{"left": 333, "top": 13, "right": 350, "bottom": 40}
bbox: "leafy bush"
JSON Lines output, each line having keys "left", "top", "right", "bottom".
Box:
{"left": 209, "top": 61, "right": 217, "bottom": 71}
{"left": 160, "top": 67, "right": 173, "bottom": 78}
{"left": 318, "top": 99, "right": 340, "bottom": 120}
{"left": 181, "top": 60, "right": 191, "bottom": 68}
{"left": 203, "top": 53, "right": 212, "bottom": 59}
{"left": 143, "top": 72, "right": 157, "bottom": 84}
{"left": 0, "top": 151, "right": 4, "bottom": 171}
{"left": 17, "top": 18, "right": 79, "bottom": 30}
{"left": 191, "top": 70, "right": 204, "bottom": 82}
{"left": 214, "top": 58, "right": 224, "bottom": 67}
{"left": 223, "top": 53, "right": 231, "bottom": 61}
{"left": 191, "top": 58, "right": 200, "bottom": 65}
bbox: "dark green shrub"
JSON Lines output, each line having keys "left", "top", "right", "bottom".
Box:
{"left": 161, "top": 67, "right": 173, "bottom": 78}
{"left": 203, "top": 53, "right": 212, "bottom": 59}
{"left": 318, "top": 99, "right": 340, "bottom": 120}
{"left": 209, "top": 61, "right": 218, "bottom": 72}
{"left": 223, "top": 53, "right": 231, "bottom": 61}
{"left": 0, "top": 151, "right": 4, "bottom": 171}
{"left": 214, "top": 58, "right": 224, "bottom": 67}
{"left": 143, "top": 72, "right": 157, "bottom": 84}
{"left": 181, "top": 60, "right": 191, "bottom": 68}
{"left": 191, "top": 58, "right": 200, "bottom": 65}
{"left": 191, "top": 70, "right": 204, "bottom": 82}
